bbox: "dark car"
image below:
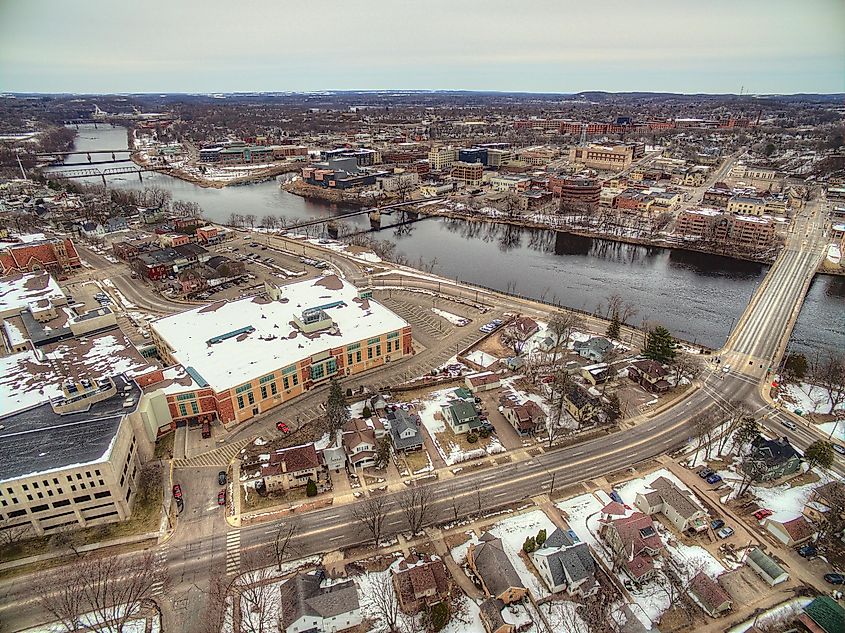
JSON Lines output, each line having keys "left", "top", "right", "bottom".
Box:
{"left": 276, "top": 421, "right": 290, "bottom": 433}
{"left": 218, "top": 471, "right": 227, "bottom": 486}
{"left": 217, "top": 490, "right": 226, "bottom": 506}
{"left": 698, "top": 468, "right": 714, "bottom": 478}
{"left": 172, "top": 484, "right": 182, "bottom": 500}
{"left": 706, "top": 473, "right": 722, "bottom": 485}
{"left": 824, "top": 573, "right": 845, "bottom": 585}
{"left": 797, "top": 544, "right": 817, "bottom": 558}
{"left": 710, "top": 519, "right": 725, "bottom": 530}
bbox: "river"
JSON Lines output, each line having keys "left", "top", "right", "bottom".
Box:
{"left": 56, "top": 125, "right": 843, "bottom": 354}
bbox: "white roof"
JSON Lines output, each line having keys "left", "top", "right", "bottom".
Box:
{"left": 0, "top": 271, "right": 65, "bottom": 314}
{"left": 151, "top": 275, "right": 407, "bottom": 392}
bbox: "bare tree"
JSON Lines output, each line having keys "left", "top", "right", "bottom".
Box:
{"left": 672, "top": 353, "right": 703, "bottom": 388}
{"left": 351, "top": 496, "right": 391, "bottom": 546}
{"left": 718, "top": 402, "right": 749, "bottom": 454}
{"left": 398, "top": 485, "right": 435, "bottom": 536}
{"left": 367, "top": 571, "right": 402, "bottom": 633}
{"left": 690, "top": 411, "right": 717, "bottom": 467}
{"left": 272, "top": 522, "right": 297, "bottom": 571}
{"left": 236, "top": 551, "right": 276, "bottom": 633}
{"left": 547, "top": 311, "right": 583, "bottom": 366}
{"left": 737, "top": 454, "right": 768, "bottom": 497}
{"left": 261, "top": 215, "right": 278, "bottom": 230}
{"left": 502, "top": 320, "right": 533, "bottom": 356}
{"left": 0, "top": 517, "right": 32, "bottom": 548}
{"left": 38, "top": 551, "right": 170, "bottom": 633}
{"left": 812, "top": 353, "right": 845, "bottom": 414}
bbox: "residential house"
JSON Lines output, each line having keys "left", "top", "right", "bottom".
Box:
{"left": 502, "top": 400, "right": 545, "bottom": 436}
{"left": 628, "top": 359, "right": 671, "bottom": 393}
{"left": 319, "top": 434, "right": 347, "bottom": 473}
{"left": 581, "top": 363, "right": 610, "bottom": 385}
{"left": 688, "top": 572, "right": 733, "bottom": 617}
{"left": 80, "top": 221, "right": 105, "bottom": 238}
{"left": 342, "top": 417, "right": 386, "bottom": 468}
{"left": 391, "top": 554, "right": 450, "bottom": 614}
{"left": 467, "top": 533, "right": 528, "bottom": 604}
{"left": 563, "top": 384, "right": 599, "bottom": 424}
{"left": 386, "top": 408, "right": 424, "bottom": 452}
{"left": 278, "top": 573, "right": 362, "bottom": 633}
{"left": 478, "top": 598, "right": 512, "bottom": 633}
{"left": 530, "top": 528, "right": 598, "bottom": 597}
{"left": 511, "top": 316, "right": 539, "bottom": 340}
{"left": 104, "top": 216, "right": 128, "bottom": 233}
{"left": 743, "top": 435, "right": 802, "bottom": 481}
{"left": 803, "top": 481, "right": 845, "bottom": 530}
{"left": 573, "top": 336, "right": 615, "bottom": 362}
{"left": 634, "top": 476, "right": 709, "bottom": 533}
{"left": 763, "top": 516, "right": 816, "bottom": 547}
{"left": 465, "top": 372, "right": 501, "bottom": 393}
{"left": 600, "top": 512, "right": 663, "bottom": 582}
{"left": 369, "top": 393, "right": 389, "bottom": 417}
{"left": 260, "top": 443, "right": 326, "bottom": 492}
{"left": 442, "top": 399, "right": 482, "bottom": 435}
{"left": 745, "top": 548, "right": 788, "bottom": 586}
{"left": 797, "top": 596, "right": 845, "bottom": 633}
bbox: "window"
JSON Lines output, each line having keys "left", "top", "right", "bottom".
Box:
{"left": 190, "top": 401, "right": 199, "bottom": 415}
{"left": 259, "top": 374, "right": 275, "bottom": 384}
{"left": 73, "top": 495, "right": 91, "bottom": 503}
{"left": 237, "top": 395, "right": 245, "bottom": 409}
{"left": 311, "top": 364, "right": 325, "bottom": 381}
{"left": 270, "top": 382, "right": 277, "bottom": 396}
{"left": 247, "top": 392, "right": 255, "bottom": 405}
{"left": 94, "top": 491, "right": 111, "bottom": 499}
{"left": 386, "top": 340, "right": 393, "bottom": 353}
{"left": 260, "top": 385, "right": 268, "bottom": 400}
{"left": 376, "top": 344, "right": 381, "bottom": 356}
{"left": 367, "top": 337, "right": 380, "bottom": 345}
{"left": 347, "top": 342, "right": 360, "bottom": 351}
{"left": 31, "top": 504, "right": 48, "bottom": 513}
{"left": 176, "top": 393, "right": 195, "bottom": 401}
{"left": 235, "top": 383, "right": 252, "bottom": 394}
{"left": 387, "top": 331, "right": 399, "bottom": 340}
{"left": 179, "top": 403, "right": 188, "bottom": 417}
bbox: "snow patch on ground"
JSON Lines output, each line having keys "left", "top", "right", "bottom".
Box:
{"left": 780, "top": 381, "right": 843, "bottom": 415}
{"left": 464, "top": 350, "right": 499, "bottom": 368}
{"left": 432, "top": 307, "right": 469, "bottom": 327}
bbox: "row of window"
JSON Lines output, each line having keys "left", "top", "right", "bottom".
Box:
{"left": 236, "top": 367, "right": 300, "bottom": 410}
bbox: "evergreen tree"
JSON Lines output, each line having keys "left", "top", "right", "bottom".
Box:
{"left": 606, "top": 311, "right": 621, "bottom": 340}
{"left": 536, "top": 529, "right": 547, "bottom": 545}
{"left": 522, "top": 536, "right": 536, "bottom": 553}
{"left": 306, "top": 479, "right": 318, "bottom": 497}
{"left": 603, "top": 393, "right": 622, "bottom": 423}
{"left": 374, "top": 436, "right": 391, "bottom": 470}
{"left": 642, "top": 326, "right": 676, "bottom": 364}
{"left": 325, "top": 378, "right": 350, "bottom": 434}
{"left": 804, "top": 440, "right": 834, "bottom": 471}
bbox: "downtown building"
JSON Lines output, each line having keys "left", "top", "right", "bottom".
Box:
{"left": 675, "top": 208, "right": 777, "bottom": 252}
{"left": 568, "top": 144, "right": 636, "bottom": 171}
{"left": 0, "top": 234, "right": 81, "bottom": 277}
{"left": 144, "top": 275, "right": 412, "bottom": 428}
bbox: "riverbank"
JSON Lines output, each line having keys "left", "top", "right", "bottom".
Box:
{"left": 282, "top": 179, "right": 370, "bottom": 207}
{"left": 130, "top": 153, "right": 300, "bottom": 189}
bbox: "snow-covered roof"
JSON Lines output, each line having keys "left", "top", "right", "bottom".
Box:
{"left": 0, "top": 271, "right": 66, "bottom": 315}
{"left": 151, "top": 275, "right": 407, "bottom": 392}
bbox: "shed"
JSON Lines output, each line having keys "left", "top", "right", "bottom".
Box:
{"left": 745, "top": 548, "right": 788, "bottom": 586}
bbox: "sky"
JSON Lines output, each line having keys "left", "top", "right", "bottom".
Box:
{"left": 1, "top": 0, "right": 843, "bottom": 95}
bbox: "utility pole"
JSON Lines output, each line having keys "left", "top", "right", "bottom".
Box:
{"left": 15, "top": 148, "right": 28, "bottom": 180}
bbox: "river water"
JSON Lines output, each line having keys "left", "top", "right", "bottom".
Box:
{"left": 57, "top": 125, "right": 843, "bottom": 353}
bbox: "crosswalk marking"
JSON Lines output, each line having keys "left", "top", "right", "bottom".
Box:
{"left": 226, "top": 530, "right": 241, "bottom": 576}
{"left": 173, "top": 438, "right": 252, "bottom": 469}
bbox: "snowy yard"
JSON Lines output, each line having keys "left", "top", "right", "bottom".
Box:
{"left": 779, "top": 381, "right": 843, "bottom": 415}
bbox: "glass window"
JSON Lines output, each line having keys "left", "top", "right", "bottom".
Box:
{"left": 260, "top": 385, "right": 268, "bottom": 400}
{"left": 247, "top": 392, "right": 255, "bottom": 405}
{"left": 367, "top": 337, "right": 380, "bottom": 345}
{"left": 179, "top": 403, "right": 187, "bottom": 417}
{"left": 235, "top": 383, "right": 252, "bottom": 394}
{"left": 270, "top": 382, "right": 277, "bottom": 395}
{"left": 190, "top": 401, "right": 199, "bottom": 415}
{"left": 259, "top": 374, "right": 275, "bottom": 384}
{"left": 237, "top": 395, "right": 245, "bottom": 409}
{"left": 387, "top": 331, "right": 399, "bottom": 340}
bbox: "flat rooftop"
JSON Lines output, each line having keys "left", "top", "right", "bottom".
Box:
{"left": 151, "top": 275, "right": 408, "bottom": 392}
{"left": 0, "top": 271, "right": 66, "bottom": 315}
{"left": 0, "top": 375, "right": 139, "bottom": 483}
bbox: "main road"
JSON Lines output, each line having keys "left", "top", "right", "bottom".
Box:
{"left": 0, "top": 195, "right": 836, "bottom": 633}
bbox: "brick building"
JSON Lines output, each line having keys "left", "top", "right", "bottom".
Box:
{"left": 0, "top": 236, "right": 81, "bottom": 277}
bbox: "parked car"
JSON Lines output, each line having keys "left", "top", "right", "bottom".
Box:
{"left": 218, "top": 471, "right": 227, "bottom": 486}
{"left": 753, "top": 508, "right": 773, "bottom": 520}
{"left": 698, "top": 468, "right": 714, "bottom": 478}
{"left": 217, "top": 490, "right": 226, "bottom": 506}
{"left": 824, "top": 573, "right": 845, "bottom": 585}
{"left": 716, "top": 527, "right": 734, "bottom": 539}
{"left": 706, "top": 473, "right": 722, "bottom": 485}
{"left": 710, "top": 519, "right": 725, "bottom": 530}
{"left": 276, "top": 421, "right": 290, "bottom": 433}
{"left": 172, "top": 484, "right": 182, "bottom": 500}
{"left": 832, "top": 444, "right": 845, "bottom": 456}
{"left": 797, "top": 544, "right": 817, "bottom": 558}
{"left": 480, "top": 422, "right": 494, "bottom": 433}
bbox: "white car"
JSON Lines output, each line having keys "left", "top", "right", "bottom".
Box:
{"left": 722, "top": 365, "right": 731, "bottom": 373}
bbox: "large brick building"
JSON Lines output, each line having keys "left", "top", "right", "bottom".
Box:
{"left": 675, "top": 209, "right": 776, "bottom": 251}
{"left": 0, "top": 235, "right": 81, "bottom": 277}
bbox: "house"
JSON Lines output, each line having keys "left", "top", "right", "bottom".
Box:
{"left": 600, "top": 512, "right": 663, "bottom": 582}
{"left": 260, "top": 443, "right": 326, "bottom": 492}
{"left": 80, "top": 221, "right": 105, "bottom": 238}
{"left": 688, "top": 572, "right": 733, "bottom": 617}
{"left": 743, "top": 435, "right": 802, "bottom": 481}
{"left": 342, "top": 417, "right": 385, "bottom": 468}
{"left": 803, "top": 481, "right": 845, "bottom": 528}
{"left": 563, "top": 384, "right": 599, "bottom": 424}
{"left": 530, "top": 528, "right": 598, "bottom": 597}
{"left": 634, "top": 476, "right": 709, "bottom": 533}
{"left": 511, "top": 316, "right": 539, "bottom": 340}
{"left": 573, "top": 336, "right": 614, "bottom": 362}
{"left": 628, "top": 359, "right": 671, "bottom": 393}
{"left": 442, "top": 399, "right": 482, "bottom": 435}
{"left": 278, "top": 573, "right": 362, "bottom": 633}
{"left": 465, "top": 372, "right": 501, "bottom": 393}
{"left": 763, "top": 516, "right": 816, "bottom": 546}
{"left": 502, "top": 400, "right": 544, "bottom": 436}
{"left": 478, "top": 598, "right": 512, "bottom": 633}
{"left": 391, "top": 554, "right": 450, "bottom": 614}
{"left": 369, "top": 393, "right": 389, "bottom": 417}
{"left": 386, "top": 408, "right": 424, "bottom": 452}
{"left": 745, "top": 548, "right": 789, "bottom": 586}
{"left": 797, "top": 596, "right": 845, "bottom": 633}
{"left": 467, "top": 533, "right": 528, "bottom": 604}
{"left": 319, "top": 435, "right": 347, "bottom": 473}
{"left": 104, "top": 216, "right": 128, "bottom": 233}
{"left": 581, "top": 363, "right": 610, "bottom": 385}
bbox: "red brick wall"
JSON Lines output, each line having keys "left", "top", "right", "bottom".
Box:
{"left": 134, "top": 369, "right": 165, "bottom": 387}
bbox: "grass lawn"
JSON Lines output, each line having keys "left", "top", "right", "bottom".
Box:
{"left": 403, "top": 449, "right": 432, "bottom": 474}
{"left": 240, "top": 483, "right": 310, "bottom": 512}
{"left": 154, "top": 432, "right": 175, "bottom": 460}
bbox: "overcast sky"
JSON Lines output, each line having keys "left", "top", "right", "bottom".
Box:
{"left": 1, "top": 0, "right": 843, "bottom": 94}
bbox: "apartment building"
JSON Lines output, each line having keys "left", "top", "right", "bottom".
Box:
{"left": 487, "top": 174, "right": 531, "bottom": 192}
{"left": 427, "top": 147, "right": 458, "bottom": 171}
{"left": 451, "top": 161, "right": 484, "bottom": 187}
{"left": 675, "top": 209, "right": 776, "bottom": 251}
{"left": 569, "top": 144, "right": 635, "bottom": 171}
{"left": 727, "top": 195, "right": 766, "bottom": 216}
{"left": 148, "top": 277, "right": 412, "bottom": 425}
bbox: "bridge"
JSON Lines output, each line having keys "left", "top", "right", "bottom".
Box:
{"left": 43, "top": 164, "right": 171, "bottom": 184}
{"left": 36, "top": 149, "right": 132, "bottom": 157}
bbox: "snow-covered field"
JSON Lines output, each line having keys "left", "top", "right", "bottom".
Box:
{"left": 779, "top": 381, "right": 843, "bottom": 415}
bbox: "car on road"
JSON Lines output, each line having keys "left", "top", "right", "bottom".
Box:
{"left": 834, "top": 444, "right": 845, "bottom": 456}
{"left": 706, "top": 473, "right": 722, "bottom": 485}
{"left": 722, "top": 365, "right": 731, "bottom": 373}
{"left": 217, "top": 490, "right": 226, "bottom": 506}
{"left": 716, "top": 527, "right": 734, "bottom": 539}
{"left": 710, "top": 519, "right": 725, "bottom": 530}
{"left": 218, "top": 471, "right": 227, "bottom": 486}
{"left": 781, "top": 419, "right": 797, "bottom": 431}
{"left": 824, "top": 573, "right": 845, "bottom": 585}
{"left": 172, "top": 484, "right": 182, "bottom": 500}
{"left": 698, "top": 468, "right": 714, "bottom": 478}
{"left": 797, "top": 544, "right": 817, "bottom": 558}
{"left": 276, "top": 421, "right": 290, "bottom": 433}
{"left": 753, "top": 508, "right": 773, "bottom": 520}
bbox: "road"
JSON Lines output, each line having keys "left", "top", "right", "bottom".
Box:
{"left": 0, "top": 198, "right": 836, "bottom": 632}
